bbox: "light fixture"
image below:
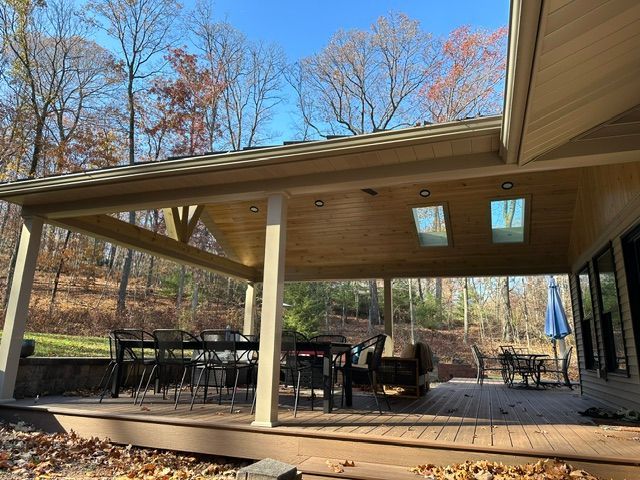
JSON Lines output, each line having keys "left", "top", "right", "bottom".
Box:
{"left": 419, "top": 189, "right": 431, "bottom": 198}
{"left": 314, "top": 200, "right": 325, "bottom": 207}
{"left": 249, "top": 205, "right": 259, "bottom": 213}
{"left": 501, "top": 181, "right": 514, "bottom": 190}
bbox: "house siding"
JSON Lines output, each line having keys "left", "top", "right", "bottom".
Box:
{"left": 568, "top": 162, "right": 640, "bottom": 411}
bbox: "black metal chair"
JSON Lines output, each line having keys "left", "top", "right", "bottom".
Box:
{"left": 337, "top": 334, "right": 390, "bottom": 413}
{"left": 181, "top": 329, "right": 257, "bottom": 412}
{"left": 137, "top": 329, "right": 203, "bottom": 407}
{"left": 98, "top": 329, "right": 153, "bottom": 403}
{"left": 537, "top": 346, "right": 573, "bottom": 388}
{"left": 309, "top": 334, "right": 347, "bottom": 343}
{"left": 471, "top": 344, "right": 505, "bottom": 386}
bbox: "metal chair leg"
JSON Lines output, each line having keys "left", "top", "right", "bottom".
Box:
{"left": 230, "top": 369, "right": 241, "bottom": 413}
{"left": 98, "top": 362, "right": 118, "bottom": 403}
{"left": 368, "top": 372, "right": 382, "bottom": 414}
{"left": 174, "top": 366, "right": 189, "bottom": 409}
{"left": 190, "top": 365, "right": 207, "bottom": 411}
{"left": 138, "top": 364, "right": 157, "bottom": 407}
{"left": 134, "top": 366, "right": 148, "bottom": 405}
{"left": 293, "top": 370, "right": 302, "bottom": 418}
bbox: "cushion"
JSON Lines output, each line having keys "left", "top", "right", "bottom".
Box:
{"left": 383, "top": 335, "right": 394, "bottom": 357}
{"left": 401, "top": 343, "right": 416, "bottom": 359}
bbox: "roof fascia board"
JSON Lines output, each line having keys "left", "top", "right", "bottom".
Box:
{"left": 28, "top": 152, "right": 508, "bottom": 218}
{"left": 0, "top": 117, "right": 501, "bottom": 200}
{"left": 500, "top": 0, "right": 543, "bottom": 165}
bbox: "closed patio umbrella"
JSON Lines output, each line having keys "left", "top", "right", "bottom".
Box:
{"left": 544, "top": 277, "right": 572, "bottom": 379}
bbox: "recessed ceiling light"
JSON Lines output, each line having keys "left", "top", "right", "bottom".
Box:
{"left": 249, "top": 205, "right": 259, "bottom": 213}
{"left": 419, "top": 189, "right": 431, "bottom": 198}
{"left": 314, "top": 200, "right": 325, "bottom": 207}
{"left": 501, "top": 181, "right": 514, "bottom": 190}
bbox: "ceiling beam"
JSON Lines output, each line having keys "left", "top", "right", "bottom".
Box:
{"left": 533, "top": 135, "right": 640, "bottom": 164}
{"left": 50, "top": 214, "right": 259, "bottom": 282}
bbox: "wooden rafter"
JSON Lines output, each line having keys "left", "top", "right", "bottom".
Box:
{"left": 163, "top": 205, "right": 204, "bottom": 243}
{"left": 51, "top": 214, "right": 258, "bottom": 282}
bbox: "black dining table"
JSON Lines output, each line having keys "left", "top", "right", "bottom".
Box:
{"left": 112, "top": 339, "right": 352, "bottom": 413}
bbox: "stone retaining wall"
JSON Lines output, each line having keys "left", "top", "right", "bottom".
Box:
{"left": 15, "top": 357, "right": 110, "bottom": 399}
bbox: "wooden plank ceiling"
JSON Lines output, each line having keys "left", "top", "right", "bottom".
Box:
{"left": 205, "top": 168, "right": 580, "bottom": 280}
{"left": 519, "top": 0, "right": 640, "bottom": 164}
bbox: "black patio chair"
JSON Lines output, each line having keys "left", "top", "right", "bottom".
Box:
{"left": 501, "top": 349, "right": 540, "bottom": 387}
{"left": 98, "top": 329, "right": 154, "bottom": 403}
{"left": 537, "top": 346, "right": 573, "bottom": 389}
{"left": 309, "top": 334, "right": 347, "bottom": 343}
{"left": 137, "top": 329, "right": 204, "bottom": 407}
{"left": 336, "top": 334, "right": 390, "bottom": 413}
{"left": 471, "top": 344, "right": 505, "bottom": 386}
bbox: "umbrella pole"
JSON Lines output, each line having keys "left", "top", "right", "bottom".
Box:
{"left": 552, "top": 339, "right": 560, "bottom": 383}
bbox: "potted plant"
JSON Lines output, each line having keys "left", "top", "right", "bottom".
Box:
{"left": 20, "top": 339, "right": 36, "bottom": 358}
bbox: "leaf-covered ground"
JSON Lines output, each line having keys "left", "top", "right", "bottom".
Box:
{"left": 410, "top": 460, "right": 602, "bottom": 479}
{"left": 0, "top": 421, "right": 247, "bottom": 479}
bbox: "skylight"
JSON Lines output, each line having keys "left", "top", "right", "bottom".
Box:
{"left": 412, "top": 205, "right": 449, "bottom": 247}
{"left": 490, "top": 198, "right": 526, "bottom": 243}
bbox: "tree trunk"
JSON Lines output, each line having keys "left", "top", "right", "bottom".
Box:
{"left": 50, "top": 230, "right": 72, "bottom": 311}
{"left": 409, "top": 279, "right": 416, "bottom": 344}
{"left": 417, "top": 278, "right": 424, "bottom": 301}
{"left": 435, "top": 277, "right": 443, "bottom": 321}
{"left": 501, "top": 276, "right": 513, "bottom": 341}
{"left": 368, "top": 279, "right": 380, "bottom": 326}
{"left": 177, "top": 264, "right": 186, "bottom": 310}
{"left": 117, "top": 211, "right": 136, "bottom": 313}
{"left": 463, "top": 277, "right": 469, "bottom": 344}
{"left": 191, "top": 280, "right": 199, "bottom": 323}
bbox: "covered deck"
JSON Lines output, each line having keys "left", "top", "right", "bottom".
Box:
{"left": 1, "top": 380, "right": 638, "bottom": 479}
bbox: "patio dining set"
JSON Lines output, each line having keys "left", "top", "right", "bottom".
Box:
{"left": 472, "top": 344, "right": 573, "bottom": 389}
{"left": 97, "top": 328, "right": 392, "bottom": 416}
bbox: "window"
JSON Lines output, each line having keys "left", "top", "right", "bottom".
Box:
{"left": 490, "top": 197, "right": 526, "bottom": 243}
{"left": 412, "top": 205, "right": 449, "bottom": 247}
{"left": 594, "top": 245, "right": 628, "bottom": 374}
{"left": 576, "top": 266, "right": 599, "bottom": 370}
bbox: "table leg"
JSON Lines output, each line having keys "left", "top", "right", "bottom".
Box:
{"left": 344, "top": 353, "right": 352, "bottom": 407}
{"left": 323, "top": 353, "right": 333, "bottom": 413}
{"left": 111, "top": 348, "right": 124, "bottom": 398}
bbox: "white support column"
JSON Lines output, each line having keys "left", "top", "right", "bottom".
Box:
{"left": 383, "top": 278, "right": 394, "bottom": 338}
{"left": 0, "top": 216, "right": 43, "bottom": 401}
{"left": 243, "top": 282, "right": 257, "bottom": 336}
{"left": 252, "top": 193, "right": 288, "bottom": 427}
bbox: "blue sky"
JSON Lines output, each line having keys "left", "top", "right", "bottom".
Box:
{"left": 200, "top": 0, "right": 509, "bottom": 59}
{"left": 190, "top": 0, "right": 509, "bottom": 142}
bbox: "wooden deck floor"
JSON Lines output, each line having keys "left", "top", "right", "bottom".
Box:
{"left": 1, "top": 379, "right": 639, "bottom": 479}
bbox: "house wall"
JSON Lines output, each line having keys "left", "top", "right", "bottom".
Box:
{"left": 568, "top": 162, "right": 640, "bottom": 410}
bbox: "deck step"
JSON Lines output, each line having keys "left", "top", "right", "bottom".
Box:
{"left": 299, "top": 457, "right": 417, "bottom": 480}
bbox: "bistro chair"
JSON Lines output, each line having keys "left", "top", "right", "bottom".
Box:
{"left": 137, "top": 329, "right": 204, "bottom": 407}
{"left": 309, "top": 334, "right": 347, "bottom": 343}
{"left": 98, "top": 329, "right": 153, "bottom": 403}
{"left": 537, "top": 346, "right": 573, "bottom": 388}
{"left": 336, "top": 334, "right": 390, "bottom": 413}
{"left": 178, "top": 329, "right": 254, "bottom": 412}
{"left": 471, "top": 344, "right": 505, "bottom": 386}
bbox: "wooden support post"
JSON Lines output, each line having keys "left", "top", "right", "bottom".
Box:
{"left": 0, "top": 216, "right": 43, "bottom": 401}
{"left": 383, "top": 278, "right": 394, "bottom": 338}
{"left": 243, "top": 283, "right": 257, "bottom": 336}
{"left": 252, "top": 193, "right": 288, "bottom": 427}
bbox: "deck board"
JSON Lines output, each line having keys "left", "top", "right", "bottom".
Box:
{"left": 2, "top": 379, "right": 639, "bottom": 479}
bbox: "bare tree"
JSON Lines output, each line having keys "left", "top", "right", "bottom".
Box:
{"left": 190, "top": 3, "right": 285, "bottom": 150}
{"left": 290, "top": 12, "right": 436, "bottom": 138}
{"left": 89, "top": 0, "right": 180, "bottom": 313}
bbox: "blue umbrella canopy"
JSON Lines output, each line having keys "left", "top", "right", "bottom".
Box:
{"left": 545, "top": 277, "right": 572, "bottom": 339}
